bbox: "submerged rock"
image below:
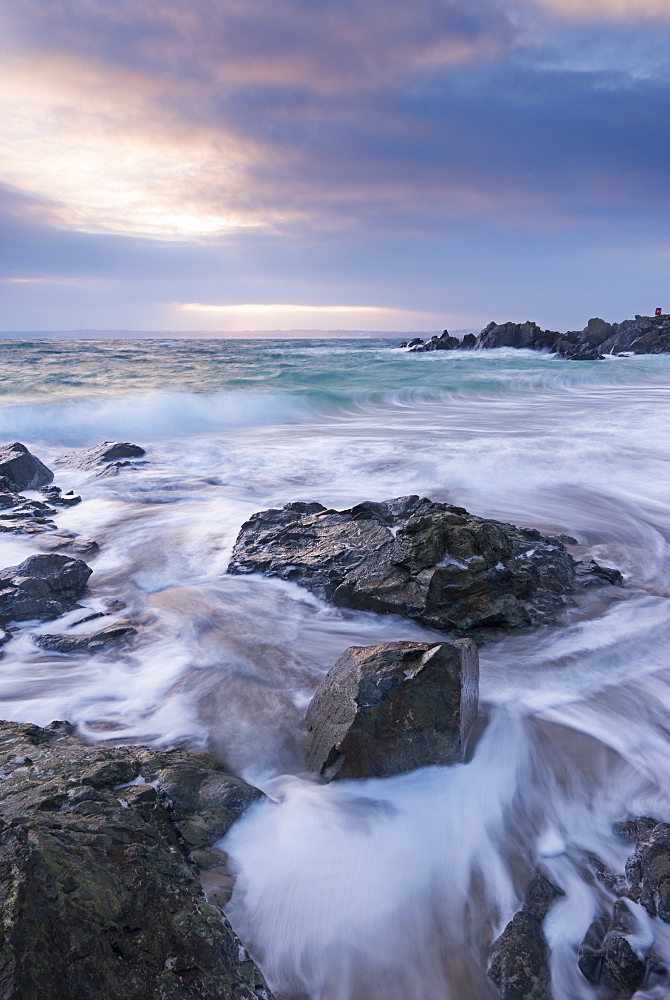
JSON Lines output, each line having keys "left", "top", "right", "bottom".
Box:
{"left": 304, "top": 639, "right": 478, "bottom": 781}
{"left": 228, "top": 496, "right": 622, "bottom": 636}
{"left": 488, "top": 873, "right": 564, "bottom": 1000}
{"left": 0, "top": 441, "right": 54, "bottom": 491}
{"left": 56, "top": 441, "right": 146, "bottom": 470}
{"left": 0, "top": 719, "right": 270, "bottom": 1000}
{"left": 34, "top": 621, "right": 136, "bottom": 654}
{"left": 0, "top": 553, "right": 92, "bottom": 625}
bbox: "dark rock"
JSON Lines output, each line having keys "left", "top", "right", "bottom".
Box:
{"left": 580, "top": 317, "right": 613, "bottom": 347}
{"left": 475, "top": 321, "right": 545, "bottom": 350}
{"left": 0, "top": 719, "right": 271, "bottom": 1000}
{"left": 0, "top": 553, "right": 92, "bottom": 625}
{"left": 228, "top": 496, "right": 622, "bottom": 636}
{"left": 624, "top": 820, "right": 670, "bottom": 922}
{"left": 488, "top": 873, "right": 564, "bottom": 1000}
{"left": 567, "top": 350, "right": 605, "bottom": 361}
{"left": 56, "top": 441, "right": 146, "bottom": 470}
{"left": 304, "top": 639, "right": 478, "bottom": 781}
{"left": 410, "top": 330, "right": 460, "bottom": 352}
{"left": 34, "top": 622, "right": 136, "bottom": 654}
{"left": 137, "top": 747, "right": 265, "bottom": 849}
{"left": 460, "top": 332, "right": 477, "bottom": 349}
{"left": 0, "top": 442, "right": 54, "bottom": 491}
{"left": 394, "top": 337, "right": 425, "bottom": 348}
{"left": 39, "top": 485, "right": 82, "bottom": 507}
{"left": 579, "top": 902, "right": 649, "bottom": 997}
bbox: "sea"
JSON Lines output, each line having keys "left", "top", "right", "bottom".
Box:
{"left": 2, "top": 336, "right": 670, "bottom": 1000}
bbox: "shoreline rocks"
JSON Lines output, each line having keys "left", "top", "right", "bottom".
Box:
{"left": 304, "top": 639, "right": 478, "bottom": 780}
{"left": 0, "top": 553, "right": 93, "bottom": 626}
{"left": 228, "top": 496, "right": 622, "bottom": 637}
{"left": 397, "top": 313, "right": 670, "bottom": 360}
{"left": 0, "top": 719, "right": 271, "bottom": 1000}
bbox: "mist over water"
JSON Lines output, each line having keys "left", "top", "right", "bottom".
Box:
{"left": 2, "top": 338, "right": 670, "bottom": 998}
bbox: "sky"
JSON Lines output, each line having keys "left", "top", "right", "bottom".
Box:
{"left": 0, "top": 0, "right": 669, "bottom": 335}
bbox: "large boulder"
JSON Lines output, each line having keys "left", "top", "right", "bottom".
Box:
{"left": 0, "top": 553, "right": 92, "bottom": 624}
{"left": 228, "top": 496, "right": 622, "bottom": 636}
{"left": 56, "top": 441, "right": 146, "bottom": 470}
{"left": 0, "top": 719, "right": 270, "bottom": 1000}
{"left": 304, "top": 639, "right": 478, "bottom": 781}
{"left": 488, "top": 873, "right": 564, "bottom": 1000}
{"left": 0, "top": 442, "right": 54, "bottom": 491}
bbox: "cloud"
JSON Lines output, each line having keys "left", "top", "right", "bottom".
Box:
{"left": 529, "top": 0, "right": 670, "bottom": 20}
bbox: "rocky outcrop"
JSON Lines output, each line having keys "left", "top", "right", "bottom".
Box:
{"left": 304, "top": 640, "right": 478, "bottom": 781}
{"left": 397, "top": 313, "right": 670, "bottom": 359}
{"left": 0, "top": 553, "right": 92, "bottom": 625}
{"left": 409, "top": 330, "right": 461, "bottom": 352}
{"left": 56, "top": 441, "right": 146, "bottom": 471}
{"left": 488, "top": 873, "right": 564, "bottom": 1000}
{"left": 0, "top": 442, "right": 54, "bottom": 491}
{"left": 228, "top": 496, "right": 622, "bottom": 637}
{"left": 34, "top": 621, "right": 136, "bottom": 654}
{"left": 0, "top": 719, "right": 270, "bottom": 1000}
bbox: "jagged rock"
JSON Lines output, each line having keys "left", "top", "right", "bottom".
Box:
{"left": 304, "top": 639, "right": 478, "bottom": 781}
{"left": 228, "top": 496, "right": 622, "bottom": 636}
{"left": 0, "top": 719, "right": 271, "bottom": 1000}
{"left": 409, "top": 330, "right": 461, "bottom": 352}
{"left": 56, "top": 441, "right": 146, "bottom": 471}
{"left": 0, "top": 442, "right": 54, "bottom": 491}
{"left": 0, "top": 553, "right": 92, "bottom": 625}
{"left": 488, "top": 873, "right": 564, "bottom": 1000}
{"left": 34, "top": 622, "right": 136, "bottom": 654}
{"left": 398, "top": 314, "right": 670, "bottom": 360}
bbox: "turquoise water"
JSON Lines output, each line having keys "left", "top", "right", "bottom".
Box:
{"left": 2, "top": 338, "right": 670, "bottom": 999}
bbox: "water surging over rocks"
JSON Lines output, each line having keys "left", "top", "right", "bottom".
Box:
{"left": 399, "top": 312, "right": 670, "bottom": 360}
{"left": 228, "top": 495, "right": 622, "bottom": 636}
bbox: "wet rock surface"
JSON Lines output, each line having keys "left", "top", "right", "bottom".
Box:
{"left": 33, "top": 621, "right": 137, "bottom": 654}
{"left": 578, "top": 817, "right": 670, "bottom": 996}
{"left": 0, "top": 553, "right": 92, "bottom": 626}
{"left": 0, "top": 442, "right": 54, "bottom": 491}
{"left": 488, "top": 873, "right": 564, "bottom": 1000}
{"left": 57, "top": 440, "right": 146, "bottom": 471}
{"left": 397, "top": 313, "right": 670, "bottom": 359}
{"left": 304, "top": 639, "right": 478, "bottom": 780}
{"left": 0, "top": 719, "right": 270, "bottom": 1000}
{"left": 228, "top": 496, "right": 622, "bottom": 636}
